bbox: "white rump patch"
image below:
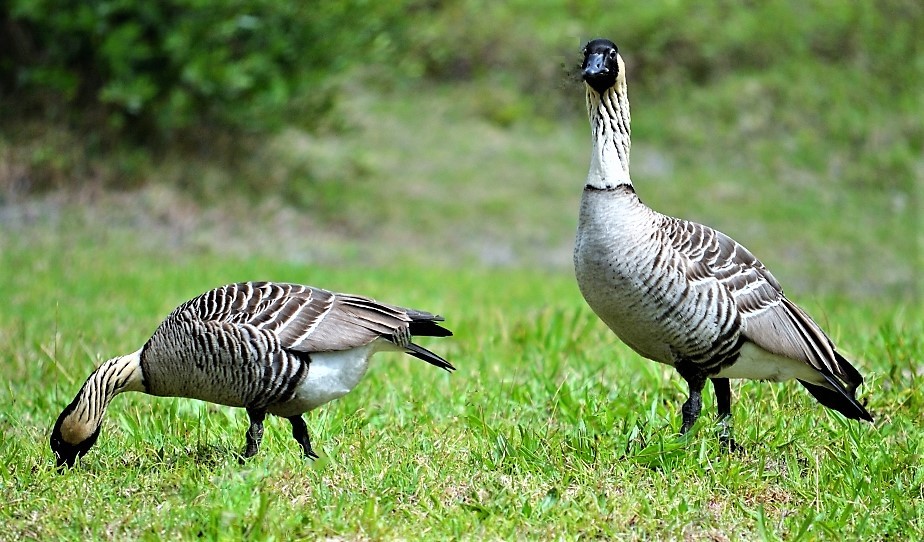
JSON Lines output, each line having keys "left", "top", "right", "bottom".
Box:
{"left": 272, "top": 339, "right": 395, "bottom": 416}
{"left": 715, "top": 342, "right": 824, "bottom": 384}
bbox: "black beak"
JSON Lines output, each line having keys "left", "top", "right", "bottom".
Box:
{"left": 582, "top": 52, "right": 618, "bottom": 94}
{"left": 583, "top": 53, "right": 608, "bottom": 80}
{"left": 55, "top": 454, "right": 75, "bottom": 471}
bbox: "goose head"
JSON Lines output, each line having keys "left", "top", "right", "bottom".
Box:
{"left": 50, "top": 395, "right": 101, "bottom": 469}
{"left": 582, "top": 38, "right": 623, "bottom": 95}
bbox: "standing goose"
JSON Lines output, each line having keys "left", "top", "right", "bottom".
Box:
{"left": 573, "top": 38, "right": 872, "bottom": 446}
{"left": 51, "top": 281, "right": 453, "bottom": 468}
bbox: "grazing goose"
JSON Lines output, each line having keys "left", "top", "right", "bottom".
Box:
{"left": 573, "top": 38, "right": 872, "bottom": 446}
{"left": 51, "top": 281, "right": 453, "bottom": 468}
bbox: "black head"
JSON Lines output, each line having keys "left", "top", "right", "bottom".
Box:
{"left": 50, "top": 398, "right": 100, "bottom": 470}
{"left": 582, "top": 38, "right": 620, "bottom": 94}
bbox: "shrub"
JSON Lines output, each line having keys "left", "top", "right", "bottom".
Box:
{"left": 0, "top": 0, "right": 408, "bottom": 142}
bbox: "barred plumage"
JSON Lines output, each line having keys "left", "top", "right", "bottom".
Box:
{"left": 51, "top": 281, "right": 453, "bottom": 468}
{"left": 573, "top": 39, "right": 871, "bottom": 447}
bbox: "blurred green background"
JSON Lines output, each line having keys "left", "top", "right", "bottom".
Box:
{"left": 1, "top": 0, "right": 921, "bottom": 298}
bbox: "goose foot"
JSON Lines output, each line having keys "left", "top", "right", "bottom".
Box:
{"left": 239, "top": 408, "right": 266, "bottom": 463}
{"left": 289, "top": 415, "right": 319, "bottom": 460}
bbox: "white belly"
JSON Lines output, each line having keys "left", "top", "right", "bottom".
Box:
{"left": 716, "top": 342, "right": 824, "bottom": 384}
{"left": 269, "top": 340, "right": 391, "bottom": 417}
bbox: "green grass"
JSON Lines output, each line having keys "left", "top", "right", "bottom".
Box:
{"left": 1, "top": 234, "right": 921, "bottom": 540}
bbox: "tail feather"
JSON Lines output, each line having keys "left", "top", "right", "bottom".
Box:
{"left": 408, "top": 317, "right": 453, "bottom": 338}
{"left": 798, "top": 378, "right": 873, "bottom": 422}
{"left": 406, "top": 342, "right": 455, "bottom": 372}
{"left": 833, "top": 350, "right": 863, "bottom": 392}
{"left": 403, "top": 312, "right": 452, "bottom": 370}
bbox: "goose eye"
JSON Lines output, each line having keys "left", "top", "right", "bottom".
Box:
{"left": 608, "top": 49, "right": 617, "bottom": 59}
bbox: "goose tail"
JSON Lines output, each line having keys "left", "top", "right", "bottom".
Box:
{"left": 798, "top": 375, "right": 873, "bottom": 422}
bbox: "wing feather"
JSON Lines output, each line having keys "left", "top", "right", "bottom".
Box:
{"left": 664, "top": 219, "right": 862, "bottom": 390}
{"left": 171, "top": 282, "right": 450, "bottom": 356}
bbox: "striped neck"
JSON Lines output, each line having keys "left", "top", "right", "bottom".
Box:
{"left": 58, "top": 349, "right": 145, "bottom": 445}
{"left": 585, "top": 81, "right": 632, "bottom": 190}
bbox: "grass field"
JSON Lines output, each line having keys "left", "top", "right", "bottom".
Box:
{"left": 1, "top": 221, "right": 921, "bottom": 539}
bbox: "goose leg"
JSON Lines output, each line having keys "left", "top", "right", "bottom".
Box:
{"left": 711, "top": 378, "right": 739, "bottom": 451}
{"left": 241, "top": 408, "right": 266, "bottom": 461}
{"left": 679, "top": 373, "right": 706, "bottom": 435}
{"left": 288, "top": 415, "right": 319, "bottom": 460}
{"left": 712, "top": 377, "right": 732, "bottom": 419}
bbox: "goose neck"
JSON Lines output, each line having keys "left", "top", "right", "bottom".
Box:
{"left": 585, "top": 84, "right": 633, "bottom": 190}
{"left": 64, "top": 349, "right": 144, "bottom": 438}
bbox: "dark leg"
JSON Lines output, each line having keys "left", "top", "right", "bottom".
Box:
{"left": 679, "top": 373, "right": 706, "bottom": 435}
{"left": 242, "top": 408, "right": 266, "bottom": 461}
{"left": 288, "top": 415, "right": 319, "bottom": 460}
{"left": 711, "top": 378, "right": 739, "bottom": 451}
{"left": 712, "top": 378, "right": 732, "bottom": 420}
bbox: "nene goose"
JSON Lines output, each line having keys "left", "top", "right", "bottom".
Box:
{"left": 51, "top": 281, "right": 453, "bottom": 468}
{"left": 573, "top": 38, "right": 872, "bottom": 446}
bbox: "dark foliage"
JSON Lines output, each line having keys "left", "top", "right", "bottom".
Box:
{"left": 0, "top": 1, "right": 408, "bottom": 143}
